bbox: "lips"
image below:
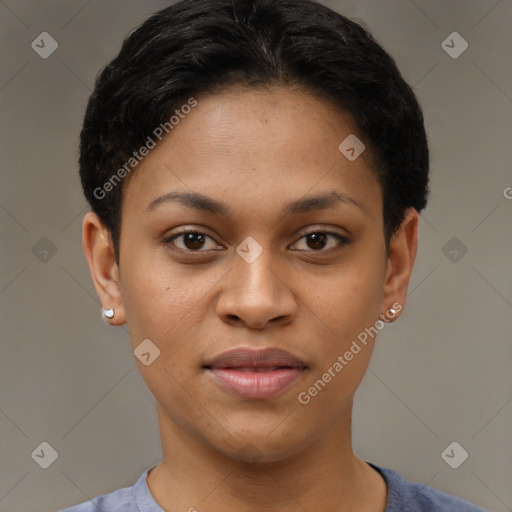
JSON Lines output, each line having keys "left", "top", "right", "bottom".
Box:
{"left": 204, "top": 347, "right": 307, "bottom": 370}
{"left": 203, "top": 347, "right": 307, "bottom": 400}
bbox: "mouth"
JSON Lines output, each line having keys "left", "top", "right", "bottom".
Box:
{"left": 203, "top": 347, "right": 307, "bottom": 400}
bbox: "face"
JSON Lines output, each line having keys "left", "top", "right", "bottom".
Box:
{"left": 84, "top": 86, "right": 417, "bottom": 463}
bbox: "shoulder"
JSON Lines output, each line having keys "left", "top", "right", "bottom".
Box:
{"left": 58, "top": 468, "right": 156, "bottom": 512}
{"left": 58, "top": 488, "right": 132, "bottom": 512}
{"left": 370, "top": 463, "right": 486, "bottom": 512}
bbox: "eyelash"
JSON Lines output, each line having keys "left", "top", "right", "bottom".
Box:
{"left": 163, "top": 228, "right": 351, "bottom": 254}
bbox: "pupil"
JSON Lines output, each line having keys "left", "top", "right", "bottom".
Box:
{"left": 185, "top": 233, "right": 205, "bottom": 250}
{"left": 308, "top": 233, "right": 326, "bottom": 250}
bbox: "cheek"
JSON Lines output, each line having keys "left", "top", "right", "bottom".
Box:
{"left": 299, "top": 260, "right": 384, "bottom": 406}
{"left": 305, "top": 263, "right": 384, "bottom": 345}
{"left": 120, "top": 254, "right": 202, "bottom": 340}
{"left": 122, "top": 271, "right": 209, "bottom": 425}
{"left": 296, "top": 281, "right": 381, "bottom": 416}
{"left": 119, "top": 255, "right": 226, "bottom": 396}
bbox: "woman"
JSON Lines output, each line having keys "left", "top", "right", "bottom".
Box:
{"left": 61, "top": 0, "right": 484, "bottom": 510}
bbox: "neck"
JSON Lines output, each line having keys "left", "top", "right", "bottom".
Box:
{"left": 146, "top": 404, "right": 387, "bottom": 512}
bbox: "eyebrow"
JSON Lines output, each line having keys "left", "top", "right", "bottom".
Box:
{"left": 145, "top": 190, "right": 365, "bottom": 216}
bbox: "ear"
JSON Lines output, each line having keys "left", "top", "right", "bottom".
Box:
{"left": 82, "top": 211, "right": 126, "bottom": 326}
{"left": 381, "top": 207, "right": 419, "bottom": 321}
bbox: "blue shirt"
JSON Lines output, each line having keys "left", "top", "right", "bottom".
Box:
{"left": 59, "top": 463, "right": 485, "bottom": 511}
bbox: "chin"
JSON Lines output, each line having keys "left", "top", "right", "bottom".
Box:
{"left": 207, "top": 422, "right": 312, "bottom": 465}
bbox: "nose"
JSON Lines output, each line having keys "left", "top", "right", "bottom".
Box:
{"left": 216, "top": 245, "right": 298, "bottom": 330}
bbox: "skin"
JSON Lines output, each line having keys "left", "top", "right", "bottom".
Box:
{"left": 82, "top": 85, "right": 418, "bottom": 512}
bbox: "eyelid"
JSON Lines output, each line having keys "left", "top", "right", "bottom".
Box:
{"left": 296, "top": 226, "right": 350, "bottom": 241}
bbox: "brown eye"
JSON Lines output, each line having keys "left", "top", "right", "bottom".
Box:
{"left": 291, "top": 231, "right": 350, "bottom": 252}
{"left": 164, "top": 231, "right": 220, "bottom": 252}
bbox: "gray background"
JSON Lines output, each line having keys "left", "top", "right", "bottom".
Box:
{"left": 1, "top": 1, "right": 511, "bottom": 511}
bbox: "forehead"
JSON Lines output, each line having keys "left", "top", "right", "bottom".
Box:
{"left": 121, "top": 86, "right": 382, "bottom": 222}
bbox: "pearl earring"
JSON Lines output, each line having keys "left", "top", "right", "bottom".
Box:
{"left": 102, "top": 308, "right": 115, "bottom": 319}
{"left": 380, "top": 308, "right": 397, "bottom": 322}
